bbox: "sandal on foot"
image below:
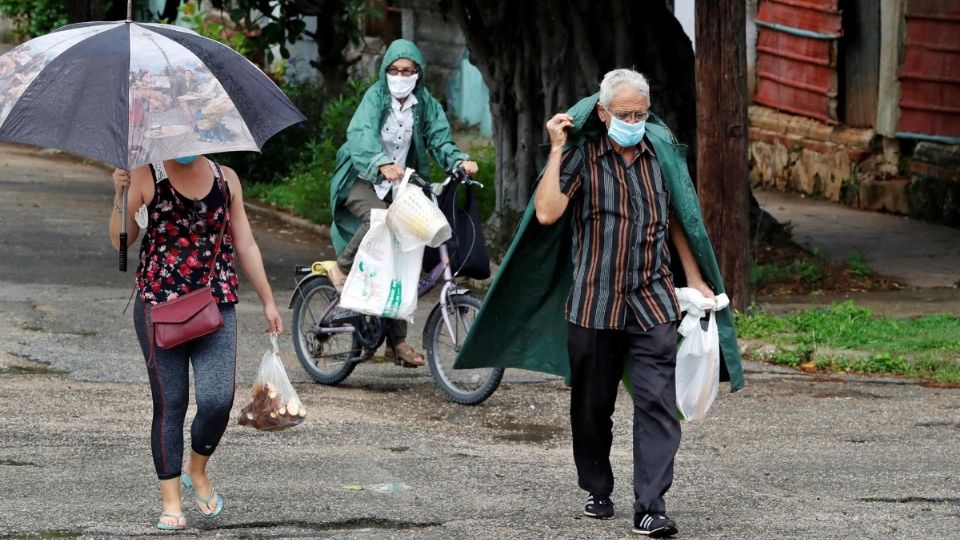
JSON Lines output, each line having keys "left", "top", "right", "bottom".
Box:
{"left": 156, "top": 512, "right": 186, "bottom": 531}
{"left": 327, "top": 264, "right": 348, "bottom": 293}
{"left": 182, "top": 471, "right": 224, "bottom": 518}
{"left": 385, "top": 342, "right": 425, "bottom": 368}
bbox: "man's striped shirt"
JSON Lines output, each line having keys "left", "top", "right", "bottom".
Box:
{"left": 559, "top": 135, "right": 680, "bottom": 330}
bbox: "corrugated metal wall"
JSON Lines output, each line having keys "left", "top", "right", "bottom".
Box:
{"left": 754, "top": 0, "right": 842, "bottom": 123}
{"left": 897, "top": 0, "right": 960, "bottom": 139}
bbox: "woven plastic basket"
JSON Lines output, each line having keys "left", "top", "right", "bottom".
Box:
{"left": 386, "top": 170, "right": 451, "bottom": 251}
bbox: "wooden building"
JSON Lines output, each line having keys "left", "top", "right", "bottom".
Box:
{"left": 748, "top": 0, "right": 959, "bottom": 225}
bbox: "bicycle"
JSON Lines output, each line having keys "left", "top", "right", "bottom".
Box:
{"left": 289, "top": 168, "right": 504, "bottom": 405}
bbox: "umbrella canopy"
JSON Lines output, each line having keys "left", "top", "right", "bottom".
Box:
{"left": 0, "top": 20, "right": 305, "bottom": 171}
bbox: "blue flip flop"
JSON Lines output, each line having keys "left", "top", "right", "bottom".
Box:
{"left": 181, "top": 472, "right": 224, "bottom": 518}
{"left": 156, "top": 512, "right": 186, "bottom": 531}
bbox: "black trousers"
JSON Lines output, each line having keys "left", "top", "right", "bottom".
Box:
{"left": 568, "top": 320, "right": 681, "bottom": 515}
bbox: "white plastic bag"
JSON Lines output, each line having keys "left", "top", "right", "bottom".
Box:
{"left": 340, "top": 209, "right": 422, "bottom": 322}
{"left": 238, "top": 333, "right": 305, "bottom": 431}
{"left": 674, "top": 288, "right": 730, "bottom": 422}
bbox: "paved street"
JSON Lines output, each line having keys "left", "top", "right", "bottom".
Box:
{"left": 1, "top": 143, "right": 958, "bottom": 539}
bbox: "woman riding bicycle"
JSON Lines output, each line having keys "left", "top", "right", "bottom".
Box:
{"left": 328, "top": 39, "right": 478, "bottom": 368}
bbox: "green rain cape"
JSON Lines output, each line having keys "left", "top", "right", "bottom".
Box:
{"left": 329, "top": 39, "right": 470, "bottom": 255}
{"left": 454, "top": 93, "right": 745, "bottom": 392}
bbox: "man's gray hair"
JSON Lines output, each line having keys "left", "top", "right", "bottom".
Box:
{"left": 598, "top": 69, "right": 650, "bottom": 108}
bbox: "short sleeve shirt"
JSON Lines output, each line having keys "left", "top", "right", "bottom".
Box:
{"left": 559, "top": 135, "right": 680, "bottom": 330}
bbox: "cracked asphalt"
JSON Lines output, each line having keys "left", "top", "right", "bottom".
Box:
{"left": 1, "top": 142, "right": 958, "bottom": 539}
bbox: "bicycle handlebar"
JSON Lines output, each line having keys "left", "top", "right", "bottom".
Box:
{"left": 376, "top": 167, "right": 484, "bottom": 191}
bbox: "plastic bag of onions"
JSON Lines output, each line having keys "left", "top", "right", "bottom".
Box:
{"left": 238, "top": 333, "right": 306, "bottom": 431}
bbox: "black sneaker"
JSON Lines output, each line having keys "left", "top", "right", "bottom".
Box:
{"left": 633, "top": 513, "right": 678, "bottom": 537}
{"left": 583, "top": 493, "right": 615, "bottom": 519}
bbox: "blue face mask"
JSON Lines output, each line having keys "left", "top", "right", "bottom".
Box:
{"left": 606, "top": 116, "right": 646, "bottom": 147}
{"left": 174, "top": 155, "right": 199, "bottom": 165}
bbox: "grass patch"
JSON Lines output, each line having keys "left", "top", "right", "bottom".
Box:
{"left": 0, "top": 459, "right": 38, "bottom": 466}
{"left": 844, "top": 252, "right": 872, "bottom": 278}
{"left": 0, "top": 364, "right": 65, "bottom": 376}
{"left": 0, "top": 533, "right": 82, "bottom": 540}
{"left": 737, "top": 302, "right": 960, "bottom": 383}
{"left": 751, "top": 220, "right": 904, "bottom": 296}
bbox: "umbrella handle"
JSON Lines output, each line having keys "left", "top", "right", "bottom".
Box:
{"left": 119, "top": 187, "right": 128, "bottom": 272}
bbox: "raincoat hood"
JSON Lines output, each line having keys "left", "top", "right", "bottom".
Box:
{"left": 379, "top": 39, "right": 427, "bottom": 95}
{"left": 327, "top": 39, "right": 469, "bottom": 255}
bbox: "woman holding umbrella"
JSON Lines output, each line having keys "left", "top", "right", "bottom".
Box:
{"left": 110, "top": 155, "right": 282, "bottom": 530}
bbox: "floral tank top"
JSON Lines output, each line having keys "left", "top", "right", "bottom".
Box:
{"left": 136, "top": 161, "right": 239, "bottom": 305}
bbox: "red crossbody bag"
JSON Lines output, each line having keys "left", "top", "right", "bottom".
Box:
{"left": 149, "top": 164, "right": 230, "bottom": 360}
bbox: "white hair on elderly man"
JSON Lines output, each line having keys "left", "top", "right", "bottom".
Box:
{"left": 598, "top": 69, "right": 650, "bottom": 107}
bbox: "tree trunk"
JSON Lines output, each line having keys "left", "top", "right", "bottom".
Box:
{"left": 695, "top": 1, "right": 751, "bottom": 308}
{"left": 66, "top": 0, "right": 103, "bottom": 23}
{"left": 308, "top": 0, "right": 352, "bottom": 95}
{"left": 447, "top": 0, "right": 696, "bottom": 221}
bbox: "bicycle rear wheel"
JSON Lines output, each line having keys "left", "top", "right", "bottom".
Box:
{"left": 291, "top": 277, "right": 358, "bottom": 385}
{"left": 424, "top": 293, "right": 504, "bottom": 405}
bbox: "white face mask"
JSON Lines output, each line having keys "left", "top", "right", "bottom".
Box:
{"left": 386, "top": 73, "right": 418, "bottom": 99}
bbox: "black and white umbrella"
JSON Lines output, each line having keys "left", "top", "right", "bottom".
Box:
{"left": 0, "top": 17, "right": 305, "bottom": 269}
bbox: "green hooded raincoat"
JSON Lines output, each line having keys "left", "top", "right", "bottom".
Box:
{"left": 329, "top": 39, "right": 470, "bottom": 254}
{"left": 454, "top": 93, "right": 745, "bottom": 392}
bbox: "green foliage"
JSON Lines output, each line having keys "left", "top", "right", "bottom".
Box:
{"left": 0, "top": 0, "right": 67, "bottom": 41}
{"left": 839, "top": 170, "right": 861, "bottom": 206}
{"left": 750, "top": 263, "right": 786, "bottom": 289}
{"left": 739, "top": 302, "right": 960, "bottom": 383}
{"left": 226, "top": 0, "right": 372, "bottom": 65}
{"left": 216, "top": 78, "right": 369, "bottom": 184}
{"left": 906, "top": 175, "right": 960, "bottom": 228}
{"left": 427, "top": 135, "right": 497, "bottom": 223}
{"left": 734, "top": 309, "right": 789, "bottom": 338}
{"left": 844, "top": 253, "right": 872, "bottom": 278}
{"left": 750, "top": 256, "right": 826, "bottom": 288}
{"left": 177, "top": 1, "right": 252, "bottom": 57}
{"left": 246, "top": 138, "right": 337, "bottom": 223}
{"left": 236, "top": 78, "right": 373, "bottom": 223}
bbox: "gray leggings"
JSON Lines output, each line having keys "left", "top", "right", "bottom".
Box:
{"left": 134, "top": 300, "right": 237, "bottom": 480}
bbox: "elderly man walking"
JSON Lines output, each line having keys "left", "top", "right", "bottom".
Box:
{"left": 535, "top": 69, "right": 714, "bottom": 537}
{"left": 454, "top": 66, "right": 744, "bottom": 536}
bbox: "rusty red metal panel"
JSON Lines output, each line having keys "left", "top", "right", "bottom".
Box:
{"left": 756, "top": 0, "right": 842, "bottom": 35}
{"left": 904, "top": 18, "right": 960, "bottom": 52}
{"left": 753, "top": 0, "right": 839, "bottom": 124}
{"left": 756, "top": 51, "right": 834, "bottom": 92}
{"left": 756, "top": 28, "right": 833, "bottom": 65}
{"left": 906, "top": 0, "right": 960, "bottom": 19}
{"left": 898, "top": 109, "right": 960, "bottom": 138}
{"left": 755, "top": 77, "right": 835, "bottom": 123}
{"left": 900, "top": 48, "right": 960, "bottom": 82}
{"left": 897, "top": 0, "right": 960, "bottom": 137}
{"left": 899, "top": 80, "right": 960, "bottom": 112}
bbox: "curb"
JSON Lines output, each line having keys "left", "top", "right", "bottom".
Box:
{"left": 243, "top": 199, "right": 330, "bottom": 239}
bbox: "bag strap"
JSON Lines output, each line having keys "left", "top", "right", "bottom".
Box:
{"left": 205, "top": 162, "right": 230, "bottom": 283}
{"left": 463, "top": 184, "right": 476, "bottom": 211}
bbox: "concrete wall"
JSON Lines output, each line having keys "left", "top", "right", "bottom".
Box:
{"left": 750, "top": 104, "right": 960, "bottom": 224}
{"left": 397, "top": 0, "right": 467, "bottom": 99}
{"left": 396, "top": 0, "right": 492, "bottom": 134}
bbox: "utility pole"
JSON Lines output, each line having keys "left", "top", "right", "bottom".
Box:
{"left": 695, "top": 0, "right": 751, "bottom": 310}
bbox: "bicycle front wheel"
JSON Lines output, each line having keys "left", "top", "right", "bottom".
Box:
{"left": 291, "top": 277, "right": 358, "bottom": 385}
{"left": 424, "top": 293, "right": 504, "bottom": 405}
